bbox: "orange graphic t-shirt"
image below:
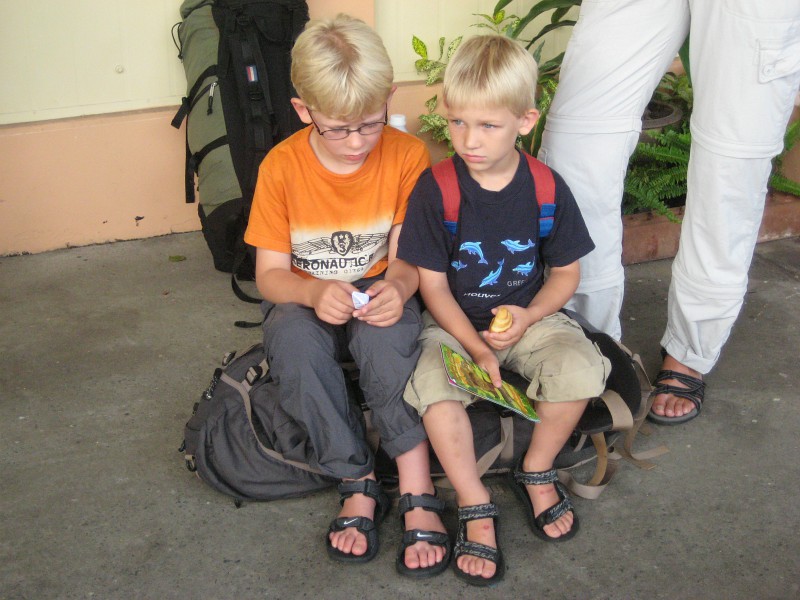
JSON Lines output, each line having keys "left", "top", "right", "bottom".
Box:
{"left": 244, "top": 126, "right": 430, "bottom": 282}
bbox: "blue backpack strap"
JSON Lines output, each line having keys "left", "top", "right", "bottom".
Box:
{"left": 523, "top": 153, "right": 556, "bottom": 238}
{"left": 432, "top": 153, "right": 557, "bottom": 237}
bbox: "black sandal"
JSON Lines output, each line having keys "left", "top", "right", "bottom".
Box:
{"left": 510, "top": 461, "right": 579, "bottom": 542}
{"left": 453, "top": 502, "right": 505, "bottom": 587}
{"left": 395, "top": 493, "right": 452, "bottom": 578}
{"left": 326, "top": 479, "right": 390, "bottom": 563}
{"left": 647, "top": 369, "right": 705, "bottom": 425}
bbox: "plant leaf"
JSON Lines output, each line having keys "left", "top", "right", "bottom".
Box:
{"left": 425, "top": 95, "right": 439, "bottom": 113}
{"left": 493, "top": 0, "right": 514, "bottom": 14}
{"left": 513, "top": 0, "right": 582, "bottom": 38}
{"left": 412, "top": 36, "right": 428, "bottom": 60}
{"left": 446, "top": 36, "right": 463, "bottom": 61}
{"left": 426, "top": 64, "right": 446, "bottom": 85}
{"left": 526, "top": 20, "right": 576, "bottom": 49}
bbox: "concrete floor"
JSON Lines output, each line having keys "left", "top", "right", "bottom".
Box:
{"left": 2, "top": 232, "right": 799, "bottom": 600}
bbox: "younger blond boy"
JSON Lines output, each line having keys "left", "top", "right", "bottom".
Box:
{"left": 398, "top": 35, "right": 610, "bottom": 586}
{"left": 244, "top": 14, "right": 450, "bottom": 576}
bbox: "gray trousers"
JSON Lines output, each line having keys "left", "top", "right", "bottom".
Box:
{"left": 261, "top": 282, "right": 426, "bottom": 481}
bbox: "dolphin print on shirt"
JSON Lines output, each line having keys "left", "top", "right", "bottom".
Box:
{"left": 451, "top": 260, "right": 467, "bottom": 271}
{"left": 480, "top": 259, "right": 504, "bottom": 287}
{"left": 513, "top": 261, "right": 534, "bottom": 276}
{"left": 459, "top": 241, "right": 488, "bottom": 264}
{"left": 501, "top": 239, "right": 535, "bottom": 254}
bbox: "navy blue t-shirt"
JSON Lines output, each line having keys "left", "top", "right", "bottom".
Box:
{"left": 398, "top": 151, "right": 594, "bottom": 331}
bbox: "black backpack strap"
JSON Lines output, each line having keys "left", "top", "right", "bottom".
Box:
{"left": 172, "top": 65, "right": 220, "bottom": 203}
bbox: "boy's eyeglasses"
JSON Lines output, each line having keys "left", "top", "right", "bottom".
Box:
{"left": 308, "top": 106, "right": 388, "bottom": 140}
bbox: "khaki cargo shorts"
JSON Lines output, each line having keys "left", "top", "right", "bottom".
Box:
{"left": 404, "top": 311, "right": 610, "bottom": 416}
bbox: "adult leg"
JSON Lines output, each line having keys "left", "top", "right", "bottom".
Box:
{"left": 653, "top": 0, "right": 800, "bottom": 418}
{"left": 540, "top": 0, "right": 689, "bottom": 339}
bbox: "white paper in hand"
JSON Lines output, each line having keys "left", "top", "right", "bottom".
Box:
{"left": 352, "top": 291, "right": 370, "bottom": 309}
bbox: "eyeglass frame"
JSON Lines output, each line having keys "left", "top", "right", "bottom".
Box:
{"left": 307, "top": 105, "right": 388, "bottom": 140}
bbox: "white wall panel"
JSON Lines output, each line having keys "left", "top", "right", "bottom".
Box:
{"left": 0, "top": 1, "right": 577, "bottom": 125}
{"left": 0, "top": 1, "right": 186, "bottom": 125}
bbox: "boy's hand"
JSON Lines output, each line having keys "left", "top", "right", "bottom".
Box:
{"left": 471, "top": 347, "right": 502, "bottom": 388}
{"left": 481, "top": 305, "right": 538, "bottom": 350}
{"left": 354, "top": 279, "right": 405, "bottom": 327}
{"left": 309, "top": 279, "right": 359, "bottom": 325}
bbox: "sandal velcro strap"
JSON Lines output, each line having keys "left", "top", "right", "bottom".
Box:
{"left": 457, "top": 503, "right": 498, "bottom": 522}
{"left": 455, "top": 539, "right": 499, "bottom": 562}
{"left": 337, "top": 479, "right": 382, "bottom": 505}
{"left": 401, "top": 529, "right": 450, "bottom": 546}
{"left": 398, "top": 492, "right": 445, "bottom": 516}
{"left": 534, "top": 496, "right": 573, "bottom": 528}
{"left": 514, "top": 466, "right": 558, "bottom": 486}
{"left": 330, "top": 515, "right": 375, "bottom": 533}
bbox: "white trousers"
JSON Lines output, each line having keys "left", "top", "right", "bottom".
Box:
{"left": 540, "top": 0, "right": 800, "bottom": 373}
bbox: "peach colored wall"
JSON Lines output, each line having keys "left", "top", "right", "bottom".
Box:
{"left": 0, "top": 0, "right": 444, "bottom": 256}
{"left": 0, "top": 109, "right": 198, "bottom": 255}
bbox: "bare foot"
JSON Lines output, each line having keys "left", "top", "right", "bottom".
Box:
{"left": 329, "top": 491, "right": 376, "bottom": 557}
{"left": 651, "top": 354, "right": 703, "bottom": 419}
{"left": 401, "top": 503, "right": 448, "bottom": 571}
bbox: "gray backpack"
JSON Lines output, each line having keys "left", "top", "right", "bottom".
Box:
{"left": 182, "top": 316, "right": 666, "bottom": 504}
{"left": 181, "top": 343, "right": 335, "bottom": 504}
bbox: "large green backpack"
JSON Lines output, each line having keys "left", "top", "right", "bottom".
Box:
{"left": 172, "top": 0, "right": 308, "bottom": 278}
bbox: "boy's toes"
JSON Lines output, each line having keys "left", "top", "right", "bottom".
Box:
{"left": 404, "top": 540, "right": 446, "bottom": 570}
{"left": 330, "top": 529, "right": 366, "bottom": 556}
{"left": 403, "top": 546, "right": 421, "bottom": 570}
{"left": 543, "top": 511, "right": 574, "bottom": 538}
{"left": 458, "top": 555, "right": 495, "bottom": 579}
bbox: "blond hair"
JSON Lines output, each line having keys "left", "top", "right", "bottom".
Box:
{"left": 443, "top": 35, "right": 538, "bottom": 117}
{"left": 290, "top": 14, "right": 393, "bottom": 121}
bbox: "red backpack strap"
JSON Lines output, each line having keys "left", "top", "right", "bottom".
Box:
{"left": 431, "top": 158, "right": 460, "bottom": 235}
{"left": 523, "top": 153, "right": 557, "bottom": 237}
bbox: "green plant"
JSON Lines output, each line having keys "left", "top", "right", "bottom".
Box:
{"left": 770, "top": 119, "right": 800, "bottom": 197}
{"left": 623, "top": 72, "right": 693, "bottom": 221}
{"left": 623, "top": 128, "right": 690, "bottom": 220}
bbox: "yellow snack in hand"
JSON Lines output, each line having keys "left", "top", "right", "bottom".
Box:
{"left": 489, "top": 307, "right": 512, "bottom": 333}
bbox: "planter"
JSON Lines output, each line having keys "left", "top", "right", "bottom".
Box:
{"left": 622, "top": 192, "right": 800, "bottom": 265}
{"left": 622, "top": 207, "right": 683, "bottom": 265}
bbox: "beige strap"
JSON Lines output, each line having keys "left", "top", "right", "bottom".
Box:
{"left": 598, "top": 389, "right": 634, "bottom": 431}
{"left": 610, "top": 390, "right": 670, "bottom": 469}
{"left": 607, "top": 352, "right": 669, "bottom": 468}
{"left": 558, "top": 432, "right": 617, "bottom": 500}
